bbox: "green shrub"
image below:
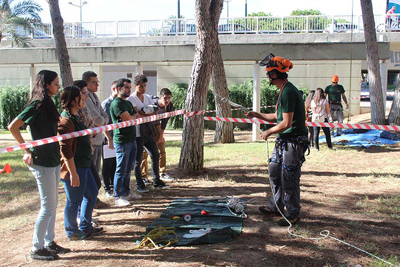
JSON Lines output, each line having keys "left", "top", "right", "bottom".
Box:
{"left": 0, "top": 83, "right": 30, "bottom": 129}
{"left": 167, "top": 79, "right": 308, "bottom": 130}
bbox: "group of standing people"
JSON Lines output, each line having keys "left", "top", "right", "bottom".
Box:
{"left": 305, "top": 75, "right": 348, "bottom": 151}
{"left": 7, "top": 58, "right": 350, "bottom": 260}
{"left": 8, "top": 70, "right": 174, "bottom": 261}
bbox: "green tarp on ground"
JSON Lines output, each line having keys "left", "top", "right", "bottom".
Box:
{"left": 141, "top": 197, "right": 246, "bottom": 246}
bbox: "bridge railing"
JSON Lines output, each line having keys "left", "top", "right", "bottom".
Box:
{"left": 11, "top": 14, "right": 398, "bottom": 39}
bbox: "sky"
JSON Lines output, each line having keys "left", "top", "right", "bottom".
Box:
{"left": 33, "top": 0, "right": 388, "bottom": 24}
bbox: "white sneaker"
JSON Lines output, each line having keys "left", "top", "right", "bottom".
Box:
{"left": 160, "top": 173, "right": 174, "bottom": 182}
{"left": 115, "top": 198, "right": 130, "bottom": 207}
{"left": 125, "top": 192, "right": 142, "bottom": 201}
{"left": 105, "top": 191, "right": 114, "bottom": 198}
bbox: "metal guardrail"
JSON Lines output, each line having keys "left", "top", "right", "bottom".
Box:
{"left": 12, "top": 14, "right": 399, "bottom": 39}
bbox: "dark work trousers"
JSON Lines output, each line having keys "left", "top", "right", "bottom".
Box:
{"left": 134, "top": 136, "right": 160, "bottom": 187}
{"left": 329, "top": 103, "right": 344, "bottom": 136}
{"left": 101, "top": 155, "right": 116, "bottom": 193}
{"left": 267, "top": 141, "right": 304, "bottom": 220}
{"left": 313, "top": 126, "right": 332, "bottom": 150}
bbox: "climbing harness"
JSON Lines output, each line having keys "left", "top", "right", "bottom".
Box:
{"left": 105, "top": 226, "right": 178, "bottom": 252}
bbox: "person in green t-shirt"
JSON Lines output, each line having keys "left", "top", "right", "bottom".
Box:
{"left": 8, "top": 70, "right": 70, "bottom": 260}
{"left": 324, "top": 75, "right": 348, "bottom": 136}
{"left": 246, "top": 53, "right": 308, "bottom": 227}
{"left": 110, "top": 78, "right": 142, "bottom": 207}
{"left": 58, "top": 86, "right": 103, "bottom": 241}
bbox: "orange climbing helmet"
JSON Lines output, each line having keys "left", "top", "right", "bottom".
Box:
{"left": 259, "top": 53, "right": 293, "bottom": 73}
{"left": 332, "top": 75, "right": 339, "bottom": 82}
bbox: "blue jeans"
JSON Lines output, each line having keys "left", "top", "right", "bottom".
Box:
{"left": 28, "top": 164, "right": 60, "bottom": 251}
{"left": 61, "top": 168, "right": 98, "bottom": 237}
{"left": 114, "top": 141, "right": 137, "bottom": 197}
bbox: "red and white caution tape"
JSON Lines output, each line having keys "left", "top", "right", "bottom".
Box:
{"left": 205, "top": 116, "right": 400, "bottom": 131}
{"left": 2, "top": 110, "right": 399, "bottom": 154}
{"left": 204, "top": 116, "right": 275, "bottom": 125}
{"left": 185, "top": 110, "right": 206, "bottom": 117}
{"left": 0, "top": 109, "right": 186, "bottom": 154}
{"left": 306, "top": 121, "right": 400, "bottom": 131}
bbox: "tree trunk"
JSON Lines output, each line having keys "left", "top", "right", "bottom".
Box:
{"left": 179, "top": 0, "right": 223, "bottom": 171}
{"left": 388, "top": 75, "right": 400, "bottom": 126}
{"left": 360, "top": 0, "right": 386, "bottom": 125}
{"left": 212, "top": 35, "right": 234, "bottom": 143}
{"left": 47, "top": 0, "right": 73, "bottom": 87}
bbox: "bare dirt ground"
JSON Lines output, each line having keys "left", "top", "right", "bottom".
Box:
{"left": 1, "top": 113, "right": 399, "bottom": 267}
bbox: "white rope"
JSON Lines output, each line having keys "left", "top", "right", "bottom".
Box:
{"left": 266, "top": 143, "right": 398, "bottom": 267}
{"left": 211, "top": 90, "right": 398, "bottom": 266}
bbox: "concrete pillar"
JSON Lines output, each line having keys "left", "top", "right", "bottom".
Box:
{"left": 252, "top": 63, "right": 262, "bottom": 141}
{"left": 380, "top": 60, "right": 388, "bottom": 109}
{"left": 136, "top": 62, "right": 143, "bottom": 75}
{"left": 29, "top": 64, "right": 36, "bottom": 98}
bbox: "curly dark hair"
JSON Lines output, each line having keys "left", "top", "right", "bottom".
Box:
{"left": 29, "top": 70, "right": 60, "bottom": 122}
{"left": 133, "top": 74, "right": 148, "bottom": 85}
{"left": 60, "top": 86, "right": 82, "bottom": 114}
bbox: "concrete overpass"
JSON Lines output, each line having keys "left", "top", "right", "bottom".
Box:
{"left": 0, "top": 33, "right": 391, "bottom": 64}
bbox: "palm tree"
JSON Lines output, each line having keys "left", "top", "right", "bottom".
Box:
{"left": 0, "top": 0, "right": 43, "bottom": 47}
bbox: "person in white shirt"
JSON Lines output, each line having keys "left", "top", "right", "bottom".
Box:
{"left": 311, "top": 88, "right": 333, "bottom": 151}
{"left": 127, "top": 74, "right": 169, "bottom": 193}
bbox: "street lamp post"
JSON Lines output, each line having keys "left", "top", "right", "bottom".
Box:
{"left": 224, "top": 0, "right": 232, "bottom": 18}
{"left": 68, "top": 0, "right": 88, "bottom": 22}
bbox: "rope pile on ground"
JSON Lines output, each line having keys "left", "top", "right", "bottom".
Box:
{"left": 105, "top": 226, "right": 178, "bottom": 252}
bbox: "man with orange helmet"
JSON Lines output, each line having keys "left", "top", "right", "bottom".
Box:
{"left": 246, "top": 53, "right": 308, "bottom": 227}
{"left": 325, "top": 75, "right": 348, "bottom": 136}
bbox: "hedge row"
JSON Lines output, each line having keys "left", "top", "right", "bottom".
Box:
{"left": 0, "top": 81, "right": 308, "bottom": 130}
{"left": 0, "top": 83, "right": 30, "bottom": 129}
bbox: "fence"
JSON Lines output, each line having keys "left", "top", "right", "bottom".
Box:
{"left": 10, "top": 14, "right": 396, "bottom": 40}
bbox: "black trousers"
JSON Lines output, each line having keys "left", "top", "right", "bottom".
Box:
{"left": 313, "top": 126, "right": 332, "bottom": 150}
{"left": 134, "top": 136, "right": 160, "bottom": 187}
{"left": 101, "top": 156, "right": 116, "bottom": 192}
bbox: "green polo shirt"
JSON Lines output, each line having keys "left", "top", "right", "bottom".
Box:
{"left": 110, "top": 97, "right": 137, "bottom": 144}
{"left": 60, "top": 111, "right": 92, "bottom": 168}
{"left": 277, "top": 82, "right": 308, "bottom": 137}
{"left": 325, "top": 84, "right": 345, "bottom": 102}
{"left": 17, "top": 100, "right": 60, "bottom": 167}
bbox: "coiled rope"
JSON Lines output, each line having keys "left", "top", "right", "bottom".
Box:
{"left": 106, "top": 226, "right": 178, "bottom": 252}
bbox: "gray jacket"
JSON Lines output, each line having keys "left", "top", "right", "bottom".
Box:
{"left": 85, "top": 91, "right": 109, "bottom": 145}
